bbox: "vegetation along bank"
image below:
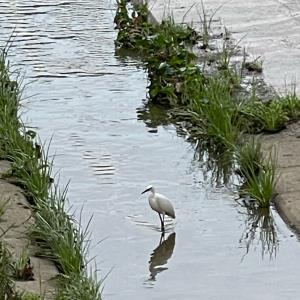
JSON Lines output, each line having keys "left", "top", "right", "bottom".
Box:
{"left": 0, "top": 47, "right": 102, "bottom": 298}
{"left": 114, "top": 0, "right": 300, "bottom": 210}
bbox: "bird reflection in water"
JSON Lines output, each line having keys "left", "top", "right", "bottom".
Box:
{"left": 148, "top": 232, "right": 176, "bottom": 282}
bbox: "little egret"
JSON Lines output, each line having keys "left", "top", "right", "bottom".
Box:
{"left": 141, "top": 185, "right": 175, "bottom": 232}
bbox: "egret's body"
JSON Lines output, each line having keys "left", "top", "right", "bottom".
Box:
{"left": 142, "top": 185, "right": 175, "bottom": 232}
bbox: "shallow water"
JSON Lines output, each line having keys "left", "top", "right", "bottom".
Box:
{"left": 150, "top": 0, "right": 300, "bottom": 94}
{"left": 1, "top": 1, "right": 300, "bottom": 299}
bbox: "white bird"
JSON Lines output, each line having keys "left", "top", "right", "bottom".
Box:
{"left": 141, "top": 185, "right": 176, "bottom": 232}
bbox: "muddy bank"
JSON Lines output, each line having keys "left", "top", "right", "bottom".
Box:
{"left": 0, "top": 160, "right": 58, "bottom": 298}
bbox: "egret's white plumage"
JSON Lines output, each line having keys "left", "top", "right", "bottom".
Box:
{"left": 141, "top": 185, "right": 175, "bottom": 231}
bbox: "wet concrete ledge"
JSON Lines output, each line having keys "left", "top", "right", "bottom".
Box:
{"left": 263, "top": 121, "right": 300, "bottom": 233}
{"left": 132, "top": 0, "right": 300, "bottom": 233}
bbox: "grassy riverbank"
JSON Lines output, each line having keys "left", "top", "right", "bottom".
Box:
{"left": 0, "top": 47, "right": 102, "bottom": 298}
{"left": 114, "top": 0, "right": 300, "bottom": 208}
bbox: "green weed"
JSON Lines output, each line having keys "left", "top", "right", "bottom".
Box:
{"left": 243, "top": 56, "right": 263, "bottom": 73}
{"left": 13, "top": 247, "right": 33, "bottom": 281}
{"left": 56, "top": 271, "right": 102, "bottom": 300}
{"left": 240, "top": 150, "right": 278, "bottom": 208}
{"left": 0, "top": 241, "right": 16, "bottom": 299}
{"left": 187, "top": 75, "right": 242, "bottom": 149}
{"left": 280, "top": 90, "right": 300, "bottom": 120}
{"left": 30, "top": 185, "right": 84, "bottom": 274}
{"left": 241, "top": 100, "right": 289, "bottom": 133}
{"left": 236, "top": 137, "right": 263, "bottom": 178}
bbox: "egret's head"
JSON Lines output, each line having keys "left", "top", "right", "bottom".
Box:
{"left": 141, "top": 185, "right": 154, "bottom": 194}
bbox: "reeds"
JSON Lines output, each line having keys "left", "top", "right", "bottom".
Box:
{"left": 237, "top": 138, "right": 278, "bottom": 208}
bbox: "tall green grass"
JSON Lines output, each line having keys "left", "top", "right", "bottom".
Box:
{"left": 0, "top": 46, "right": 102, "bottom": 298}
{"left": 237, "top": 139, "right": 278, "bottom": 208}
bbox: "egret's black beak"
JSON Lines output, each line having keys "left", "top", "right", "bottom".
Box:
{"left": 141, "top": 188, "right": 150, "bottom": 194}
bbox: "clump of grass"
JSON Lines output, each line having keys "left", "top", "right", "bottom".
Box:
{"left": 243, "top": 57, "right": 263, "bottom": 73}
{"left": 0, "top": 241, "right": 16, "bottom": 298}
{"left": 236, "top": 137, "right": 263, "bottom": 177}
{"left": 20, "top": 293, "right": 43, "bottom": 300}
{"left": 238, "top": 141, "right": 278, "bottom": 208}
{"left": 8, "top": 141, "right": 52, "bottom": 203}
{"left": 30, "top": 185, "right": 85, "bottom": 275}
{"left": 240, "top": 100, "right": 289, "bottom": 133}
{"left": 13, "top": 247, "right": 34, "bottom": 281}
{"left": 280, "top": 89, "right": 300, "bottom": 120}
{"left": 0, "top": 241, "right": 39, "bottom": 299}
{"left": 203, "top": 78, "right": 242, "bottom": 148}
{"left": 56, "top": 271, "right": 102, "bottom": 300}
{"left": 185, "top": 75, "right": 242, "bottom": 150}
{"left": 242, "top": 158, "right": 278, "bottom": 208}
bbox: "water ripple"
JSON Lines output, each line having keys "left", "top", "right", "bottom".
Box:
{"left": 0, "top": 0, "right": 118, "bottom": 79}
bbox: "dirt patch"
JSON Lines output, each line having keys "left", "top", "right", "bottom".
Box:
{"left": 0, "top": 160, "right": 59, "bottom": 298}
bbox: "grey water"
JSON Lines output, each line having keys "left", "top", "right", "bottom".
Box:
{"left": 1, "top": 1, "right": 300, "bottom": 299}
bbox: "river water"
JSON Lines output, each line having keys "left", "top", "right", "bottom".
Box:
{"left": 1, "top": 1, "right": 300, "bottom": 299}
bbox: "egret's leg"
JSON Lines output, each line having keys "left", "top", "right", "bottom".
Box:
{"left": 158, "top": 213, "right": 164, "bottom": 232}
{"left": 158, "top": 213, "right": 163, "bottom": 227}
{"left": 159, "top": 232, "right": 165, "bottom": 244}
{"left": 162, "top": 213, "right": 166, "bottom": 231}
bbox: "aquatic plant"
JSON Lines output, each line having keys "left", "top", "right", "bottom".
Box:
{"left": 240, "top": 100, "right": 289, "bottom": 133}
{"left": 195, "top": 0, "right": 225, "bottom": 49}
{"left": 236, "top": 137, "right": 263, "bottom": 178}
{"left": 238, "top": 143, "right": 278, "bottom": 208}
{"left": 194, "top": 76, "right": 241, "bottom": 149}
{"left": 56, "top": 271, "right": 102, "bottom": 300}
{"left": 13, "top": 247, "right": 32, "bottom": 280}
{"left": 280, "top": 89, "right": 300, "bottom": 120}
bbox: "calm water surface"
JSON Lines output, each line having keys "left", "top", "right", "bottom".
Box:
{"left": 1, "top": 1, "right": 300, "bottom": 299}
